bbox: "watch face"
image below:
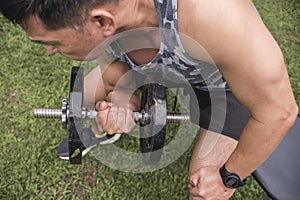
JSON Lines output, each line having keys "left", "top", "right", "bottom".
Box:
{"left": 224, "top": 175, "right": 240, "bottom": 188}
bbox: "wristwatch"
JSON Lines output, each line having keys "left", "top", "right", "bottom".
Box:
{"left": 219, "top": 164, "right": 247, "bottom": 189}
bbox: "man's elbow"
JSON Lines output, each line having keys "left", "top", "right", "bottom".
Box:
{"left": 278, "top": 103, "right": 298, "bottom": 134}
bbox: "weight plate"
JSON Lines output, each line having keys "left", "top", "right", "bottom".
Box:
{"left": 140, "top": 83, "right": 167, "bottom": 164}
{"left": 68, "top": 66, "right": 84, "bottom": 164}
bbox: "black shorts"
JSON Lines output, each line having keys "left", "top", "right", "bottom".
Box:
{"left": 189, "top": 89, "right": 251, "bottom": 140}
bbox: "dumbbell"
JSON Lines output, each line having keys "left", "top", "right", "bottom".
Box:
{"left": 34, "top": 67, "right": 190, "bottom": 164}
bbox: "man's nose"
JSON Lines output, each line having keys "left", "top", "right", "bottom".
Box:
{"left": 45, "top": 45, "right": 59, "bottom": 54}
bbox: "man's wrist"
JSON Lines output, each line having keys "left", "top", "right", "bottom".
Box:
{"left": 219, "top": 164, "right": 247, "bottom": 189}
{"left": 224, "top": 154, "right": 249, "bottom": 181}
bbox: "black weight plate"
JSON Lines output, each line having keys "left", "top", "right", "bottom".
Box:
{"left": 68, "top": 66, "right": 84, "bottom": 164}
{"left": 140, "top": 84, "right": 167, "bottom": 164}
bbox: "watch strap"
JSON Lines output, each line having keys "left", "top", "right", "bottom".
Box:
{"left": 219, "top": 164, "right": 247, "bottom": 188}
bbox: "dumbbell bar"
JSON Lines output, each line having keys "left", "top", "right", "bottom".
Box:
{"left": 33, "top": 100, "right": 190, "bottom": 125}
{"left": 34, "top": 98, "right": 190, "bottom": 165}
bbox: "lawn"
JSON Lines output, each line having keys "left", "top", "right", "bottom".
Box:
{"left": 0, "top": 0, "right": 299, "bottom": 199}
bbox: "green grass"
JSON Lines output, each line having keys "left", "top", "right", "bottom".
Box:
{"left": 0, "top": 0, "right": 299, "bottom": 199}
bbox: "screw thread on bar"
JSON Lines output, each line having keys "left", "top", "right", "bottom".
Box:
{"left": 34, "top": 108, "right": 62, "bottom": 119}
{"left": 166, "top": 113, "right": 190, "bottom": 123}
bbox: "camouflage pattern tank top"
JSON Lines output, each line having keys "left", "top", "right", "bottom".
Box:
{"left": 106, "top": 0, "right": 229, "bottom": 91}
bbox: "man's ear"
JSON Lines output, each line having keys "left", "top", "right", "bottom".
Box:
{"left": 89, "top": 8, "right": 116, "bottom": 37}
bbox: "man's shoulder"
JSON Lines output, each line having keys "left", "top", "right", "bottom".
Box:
{"left": 177, "top": 0, "right": 226, "bottom": 61}
{"left": 177, "top": 0, "right": 261, "bottom": 63}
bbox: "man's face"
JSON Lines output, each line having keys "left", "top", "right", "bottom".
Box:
{"left": 24, "top": 16, "right": 106, "bottom": 61}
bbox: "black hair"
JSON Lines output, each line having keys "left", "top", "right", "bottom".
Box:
{"left": 0, "top": 0, "right": 118, "bottom": 30}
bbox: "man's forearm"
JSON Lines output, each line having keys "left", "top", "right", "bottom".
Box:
{"left": 106, "top": 90, "right": 140, "bottom": 111}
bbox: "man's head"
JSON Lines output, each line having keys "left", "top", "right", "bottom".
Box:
{"left": 0, "top": 0, "right": 119, "bottom": 30}
{"left": 1, "top": 0, "right": 155, "bottom": 61}
{"left": 1, "top": 0, "right": 122, "bottom": 60}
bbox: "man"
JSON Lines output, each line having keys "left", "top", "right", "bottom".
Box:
{"left": 1, "top": 0, "right": 298, "bottom": 199}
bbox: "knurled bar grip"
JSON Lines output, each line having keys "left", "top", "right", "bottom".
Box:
{"left": 34, "top": 108, "right": 62, "bottom": 118}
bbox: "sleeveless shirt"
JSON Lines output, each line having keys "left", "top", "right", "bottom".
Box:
{"left": 106, "top": 0, "right": 233, "bottom": 91}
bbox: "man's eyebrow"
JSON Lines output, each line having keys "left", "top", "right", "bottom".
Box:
{"left": 29, "top": 39, "right": 60, "bottom": 45}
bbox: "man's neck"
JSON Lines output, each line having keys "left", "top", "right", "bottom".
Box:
{"left": 110, "top": 0, "right": 160, "bottom": 65}
{"left": 116, "top": 0, "right": 158, "bottom": 31}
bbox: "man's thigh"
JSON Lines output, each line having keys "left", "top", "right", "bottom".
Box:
{"left": 189, "top": 89, "right": 251, "bottom": 140}
{"left": 189, "top": 128, "right": 238, "bottom": 176}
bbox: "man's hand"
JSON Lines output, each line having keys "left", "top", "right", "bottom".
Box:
{"left": 189, "top": 166, "right": 235, "bottom": 200}
{"left": 95, "top": 101, "right": 136, "bottom": 134}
